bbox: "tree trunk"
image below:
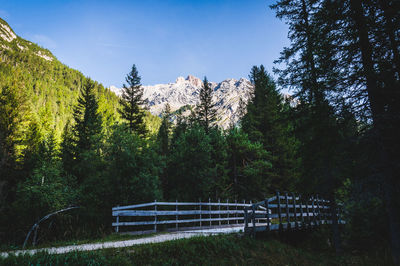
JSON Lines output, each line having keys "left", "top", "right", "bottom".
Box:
{"left": 350, "top": 0, "right": 400, "bottom": 264}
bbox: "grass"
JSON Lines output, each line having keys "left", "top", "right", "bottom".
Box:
{"left": 0, "top": 232, "right": 391, "bottom": 265}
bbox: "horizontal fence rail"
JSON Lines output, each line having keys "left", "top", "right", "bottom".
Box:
{"left": 112, "top": 192, "right": 344, "bottom": 235}
{"left": 244, "top": 192, "right": 344, "bottom": 235}
{"left": 112, "top": 200, "right": 254, "bottom": 234}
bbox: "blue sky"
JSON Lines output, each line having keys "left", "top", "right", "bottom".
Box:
{"left": 0, "top": 0, "right": 288, "bottom": 87}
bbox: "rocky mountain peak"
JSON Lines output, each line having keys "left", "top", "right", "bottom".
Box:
{"left": 186, "top": 75, "right": 203, "bottom": 87}
{"left": 175, "top": 76, "right": 186, "bottom": 84}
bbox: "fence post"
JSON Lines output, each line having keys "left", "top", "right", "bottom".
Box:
{"left": 244, "top": 206, "right": 248, "bottom": 231}
{"left": 285, "top": 192, "right": 290, "bottom": 231}
{"left": 154, "top": 200, "right": 157, "bottom": 232}
{"left": 235, "top": 199, "right": 238, "bottom": 224}
{"left": 243, "top": 200, "right": 246, "bottom": 224}
{"left": 199, "top": 198, "right": 202, "bottom": 227}
{"left": 209, "top": 198, "right": 212, "bottom": 227}
{"left": 312, "top": 196, "right": 316, "bottom": 228}
{"left": 265, "top": 198, "right": 270, "bottom": 232}
{"left": 116, "top": 205, "right": 119, "bottom": 233}
{"left": 299, "top": 195, "right": 304, "bottom": 229}
{"left": 277, "top": 191, "right": 283, "bottom": 233}
{"left": 227, "top": 199, "right": 229, "bottom": 225}
{"left": 218, "top": 198, "right": 221, "bottom": 226}
{"left": 306, "top": 196, "right": 311, "bottom": 229}
{"left": 316, "top": 195, "right": 321, "bottom": 226}
{"left": 251, "top": 203, "right": 256, "bottom": 236}
{"left": 292, "top": 193, "right": 298, "bottom": 230}
{"left": 176, "top": 199, "right": 178, "bottom": 230}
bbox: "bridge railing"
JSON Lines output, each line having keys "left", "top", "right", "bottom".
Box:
{"left": 244, "top": 192, "right": 343, "bottom": 235}
{"left": 112, "top": 199, "right": 255, "bottom": 234}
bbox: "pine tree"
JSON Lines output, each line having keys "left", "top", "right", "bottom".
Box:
{"left": 73, "top": 80, "right": 103, "bottom": 152}
{"left": 118, "top": 64, "right": 148, "bottom": 136}
{"left": 68, "top": 79, "right": 103, "bottom": 184}
{"left": 271, "top": 0, "right": 400, "bottom": 259}
{"left": 0, "top": 85, "right": 27, "bottom": 211}
{"left": 157, "top": 103, "right": 172, "bottom": 156}
{"left": 0, "top": 85, "right": 26, "bottom": 170}
{"left": 195, "top": 77, "right": 217, "bottom": 133}
{"left": 167, "top": 125, "right": 215, "bottom": 201}
{"left": 226, "top": 128, "right": 272, "bottom": 200}
{"left": 241, "top": 65, "right": 297, "bottom": 191}
{"left": 14, "top": 132, "right": 74, "bottom": 225}
{"left": 105, "top": 124, "right": 162, "bottom": 206}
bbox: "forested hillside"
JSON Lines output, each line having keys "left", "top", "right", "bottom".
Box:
{"left": 0, "top": 18, "right": 161, "bottom": 244}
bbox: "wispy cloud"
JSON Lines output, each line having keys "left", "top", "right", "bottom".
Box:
{"left": 32, "top": 34, "right": 57, "bottom": 49}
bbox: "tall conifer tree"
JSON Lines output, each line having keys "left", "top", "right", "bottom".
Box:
{"left": 63, "top": 79, "right": 103, "bottom": 184}
{"left": 242, "top": 65, "right": 297, "bottom": 191}
{"left": 157, "top": 103, "right": 172, "bottom": 156}
{"left": 119, "top": 64, "right": 148, "bottom": 136}
{"left": 271, "top": 0, "right": 400, "bottom": 260}
{"left": 195, "top": 77, "right": 217, "bottom": 133}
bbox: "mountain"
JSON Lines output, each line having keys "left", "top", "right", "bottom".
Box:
{"left": 0, "top": 18, "right": 55, "bottom": 62}
{"left": 0, "top": 18, "right": 160, "bottom": 140}
{"left": 112, "top": 75, "right": 254, "bottom": 128}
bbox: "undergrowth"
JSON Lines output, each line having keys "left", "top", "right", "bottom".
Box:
{"left": 1, "top": 231, "right": 390, "bottom": 265}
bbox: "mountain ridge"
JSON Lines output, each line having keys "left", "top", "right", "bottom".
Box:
{"left": 111, "top": 75, "right": 254, "bottom": 128}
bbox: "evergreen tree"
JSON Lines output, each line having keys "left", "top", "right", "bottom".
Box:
{"left": 0, "top": 85, "right": 26, "bottom": 170}
{"left": 207, "top": 128, "right": 228, "bottom": 199}
{"left": 157, "top": 104, "right": 172, "bottom": 196}
{"left": 242, "top": 65, "right": 298, "bottom": 191}
{"left": 195, "top": 77, "right": 217, "bottom": 133}
{"left": 14, "top": 132, "right": 74, "bottom": 227}
{"left": 0, "top": 85, "right": 27, "bottom": 213}
{"left": 157, "top": 103, "right": 172, "bottom": 156}
{"left": 67, "top": 79, "right": 104, "bottom": 184}
{"left": 118, "top": 64, "right": 148, "bottom": 135}
{"left": 167, "top": 125, "right": 215, "bottom": 201}
{"left": 226, "top": 128, "right": 272, "bottom": 200}
{"left": 105, "top": 125, "right": 163, "bottom": 206}
{"left": 271, "top": 0, "right": 400, "bottom": 260}
{"left": 62, "top": 79, "right": 107, "bottom": 232}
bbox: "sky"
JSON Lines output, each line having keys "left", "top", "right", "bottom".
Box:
{"left": 0, "top": 0, "right": 289, "bottom": 87}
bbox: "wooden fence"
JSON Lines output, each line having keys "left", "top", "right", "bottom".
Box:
{"left": 112, "top": 199, "right": 255, "bottom": 233}
{"left": 112, "top": 193, "right": 343, "bottom": 234}
{"left": 244, "top": 192, "right": 343, "bottom": 235}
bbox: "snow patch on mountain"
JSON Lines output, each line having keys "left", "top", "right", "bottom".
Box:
{"left": 110, "top": 75, "right": 254, "bottom": 129}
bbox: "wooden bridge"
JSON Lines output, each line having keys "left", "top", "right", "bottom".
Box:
{"left": 243, "top": 192, "right": 343, "bottom": 235}
{"left": 112, "top": 192, "right": 343, "bottom": 235}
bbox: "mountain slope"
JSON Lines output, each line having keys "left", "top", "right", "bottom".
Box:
{"left": 0, "top": 18, "right": 160, "bottom": 140}
{"left": 0, "top": 18, "right": 117, "bottom": 139}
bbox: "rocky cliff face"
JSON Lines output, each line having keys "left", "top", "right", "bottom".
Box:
{"left": 111, "top": 75, "right": 254, "bottom": 129}
{"left": 0, "top": 18, "right": 54, "bottom": 61}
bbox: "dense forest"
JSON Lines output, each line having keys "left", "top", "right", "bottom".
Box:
{"left": 1, "top": 0, "right": 399, "bottom": 263}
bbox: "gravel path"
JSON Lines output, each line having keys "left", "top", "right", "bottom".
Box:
{"left": 0, "top": 226, "right": 244, "bottom": 258}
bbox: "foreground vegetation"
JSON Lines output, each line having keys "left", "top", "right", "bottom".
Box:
{"left": 1, "top": 233, "right": 390, "bottom": 265}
